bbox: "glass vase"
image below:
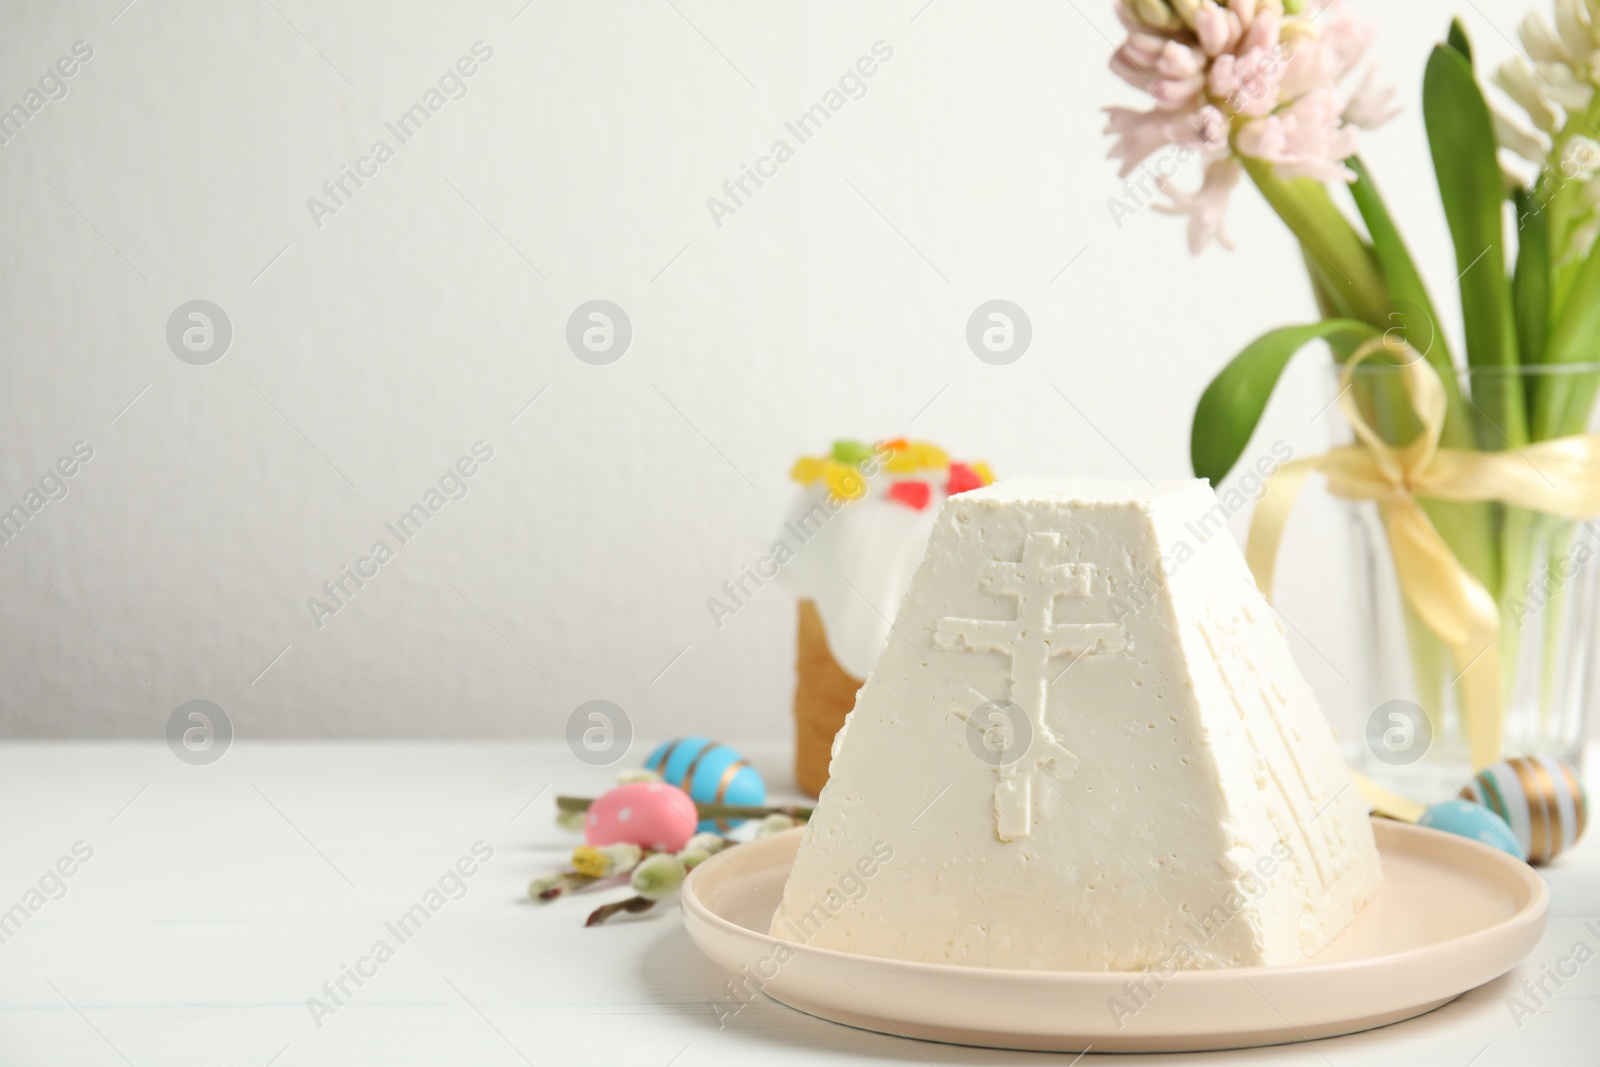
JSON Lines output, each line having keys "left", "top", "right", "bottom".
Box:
{"left": 1346, "top": 361, "right": 1600, "bottom": 799}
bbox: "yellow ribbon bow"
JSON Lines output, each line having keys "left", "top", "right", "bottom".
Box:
{"left": 1247, "top": 341, "right": 1600, "bottom": 770}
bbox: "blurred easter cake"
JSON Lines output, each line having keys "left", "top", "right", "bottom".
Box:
{"left": 779, "top": 438, "right": 993, "bottom": 796}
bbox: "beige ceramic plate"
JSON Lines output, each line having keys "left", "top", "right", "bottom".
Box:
{"left": 681, "top": 820, "right": 1547, "bottom": 1053}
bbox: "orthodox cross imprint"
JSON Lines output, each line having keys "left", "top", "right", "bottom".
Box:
{"left": 935, "top": 531, "right": 1128, "bottom": 840}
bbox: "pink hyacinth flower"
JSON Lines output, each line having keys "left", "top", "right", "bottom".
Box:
{"left": 1103, "top": 0, "right": 1396, "bottom": 253}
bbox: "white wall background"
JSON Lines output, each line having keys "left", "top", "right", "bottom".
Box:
{"left": 0, "top": 0, "right": 1533, "bottom": 742}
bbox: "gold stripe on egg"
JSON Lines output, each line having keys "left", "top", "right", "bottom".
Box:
{"left": 712, "top": 759, "right": 749, "bottom": 836}
{"left": 1507, "top": 757, "right": 1550, "bottom": 864}
{"left": 1528, "top": 758, "right": 1565, "bottom": 860}
{"left": 714, "top": 759, "right": 750, "bottom": 804}
{"left": 653, "top": 737, "right": 687, "bottom": 776}
{"left": 681, "top": 743, "right": 724, "bottom": 800}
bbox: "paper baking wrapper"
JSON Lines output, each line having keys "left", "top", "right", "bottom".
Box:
{"left": 794, "top": 598, "right": 863, "bottom": 797}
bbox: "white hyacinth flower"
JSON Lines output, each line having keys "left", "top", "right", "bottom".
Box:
{"left": 1563, "top": 136, "right": 1600, "bottom": 180}
{"left": 1497, "top": 57, "right": 1563, "bottom": 133}
{"left": 1492, "top": 1, "right": 1600, "bottom": 261}
{"left": 1495, "top": 111, "right": 1550, "bottom": 164}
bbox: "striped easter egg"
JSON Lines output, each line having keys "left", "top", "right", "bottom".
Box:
{"left": 645, "top": 737, "right": 766, "bottom": 832}
{"left": 1460, "top": 756, "right": 1588, "bottom": 865}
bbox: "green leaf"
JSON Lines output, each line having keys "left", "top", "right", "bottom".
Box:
{"left": 1346, "top": 158, "right": 1448, "bottom": 365}
{"left": 1343, "top": 160, "right": 1501, "bottom": 593}
{"left": 1535, "top": 233, "right": 1600, "bottom": 437}
{"left": 1345, "top": 157, "right": 1477, "bottom": 448}
{"left": 1446, "top": 18, "right": 1473, "bottom": 62}
{"left": 1301, "top": 248, "right": 1359, "bottom": 323}
{"left": 1303, "top": 250, "right": 1342, "bottom": 322}
{"left": 1191, "top": 320, "right": 1377, "bottom": 484}
{"left": 1423, "top": 43, "right": 1527, "bottom": 445}
{"left": 1546, "top": 223, "right": 1600, "bottom": 365}
{"left": 1240, "top": 157, "right": 1387, "bottom": 322}
{"left": 1513, "top": 187, "right": 1553, "bottom": 367}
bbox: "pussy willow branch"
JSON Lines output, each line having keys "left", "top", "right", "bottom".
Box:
{"left": 556, "top": 795, "right": 813, "bottom": 821}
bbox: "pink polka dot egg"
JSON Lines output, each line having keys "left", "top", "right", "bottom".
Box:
{"left": 584, "top": 781, "right": 698, "bottom": 852}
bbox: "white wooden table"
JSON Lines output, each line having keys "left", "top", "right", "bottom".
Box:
{"left": 1, "top": 741, "right": 1594, "bottom": 1065}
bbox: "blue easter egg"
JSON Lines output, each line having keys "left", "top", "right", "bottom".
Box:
{"left": 1418, "top": 799, "right": 1524, "bottom": 860}
{"left": 645, "top": 737, "right": 766, "bottom": 832}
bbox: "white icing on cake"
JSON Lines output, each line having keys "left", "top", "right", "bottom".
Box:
{"left": 777, "top": 474, "right": 942, "bottom": 679}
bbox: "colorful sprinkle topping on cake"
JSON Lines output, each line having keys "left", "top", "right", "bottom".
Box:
{"left": 945, "top": 462, "right": 984, "bottom": 496}
{"left": 886, "top": 481, "right": 932, "bottom": 510}
{"left": 790, "top": 439, "right": 994, "bottom": 505}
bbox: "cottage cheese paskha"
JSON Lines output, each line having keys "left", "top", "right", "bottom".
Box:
{"left": 772, "top": 479, "right": 1381, "bottom": 971}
